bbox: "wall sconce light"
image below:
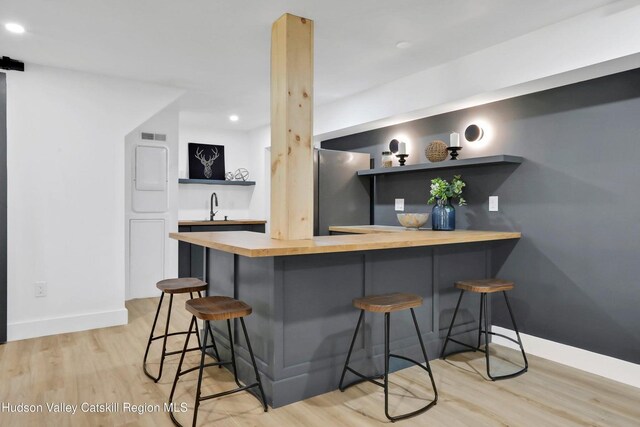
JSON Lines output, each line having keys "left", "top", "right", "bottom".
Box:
{"left": 389, "top": 139, "right": 408, "bottom": 154}
{"left": 389, "top": 139, "right": 399, "bottom": 153}
{"left": 465, "top": 124, "right": 484, "bottom": 142}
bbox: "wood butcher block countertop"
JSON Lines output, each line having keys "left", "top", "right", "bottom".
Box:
{"left": 329, "top": 225, "right": 428, "bottom": 233}
{"left": 178, "top": 220, "right": 267, "bottom": 226}
{"left": 169, "top": 228, "right": 521, "bottom": 257}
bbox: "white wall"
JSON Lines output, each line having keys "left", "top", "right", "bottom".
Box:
{"left": 178, "top": 112, "right": 256, "bottom": 220}
{"left": 314, "top": 3, "right": 640, "bottom": 141}
{"left": 5, "top": 64, "right": 182, "bottom": 341}
{"left": 247, "top": 126, "right": 270, "bottom": 226}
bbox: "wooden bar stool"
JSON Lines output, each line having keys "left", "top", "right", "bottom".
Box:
{"left": 143, "top": 278, "right": 221, "bottom": 382}
{"left": 338, "top": 293, "right": 438, "bottom": 422}
{"left": 441, "top": 278, "right": 528, "bottom": 381}
{"left": 168, "top": 296, "right": 267, "bottom": 427}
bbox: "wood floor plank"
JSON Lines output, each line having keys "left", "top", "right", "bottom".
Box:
{"left": 0, "top": 297, "right": 638, "bottom": 426}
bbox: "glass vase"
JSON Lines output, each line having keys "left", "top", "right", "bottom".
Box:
{"left": 432, "top": 198, "right": 455, "bottom": 231}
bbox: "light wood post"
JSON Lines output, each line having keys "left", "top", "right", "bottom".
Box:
{"left": 270, "top": 13, "right": 314, "bottom": 240}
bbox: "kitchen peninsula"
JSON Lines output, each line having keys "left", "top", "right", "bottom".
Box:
{"left": 177, "top": 219, "right": 266, "bottom": 279}
{"left": 170, "top": 228, "right": 521, "bottom": 407}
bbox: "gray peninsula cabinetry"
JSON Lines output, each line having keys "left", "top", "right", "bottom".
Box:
{"left": 170, "top": 228, "right": 521, "bottom": 407}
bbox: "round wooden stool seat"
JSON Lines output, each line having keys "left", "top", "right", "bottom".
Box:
{"left": 455, "top": 278, "right": 514, "bottom": 293}
{"left": 156, "top": 277, "right": 207, "bottom": 294}
{"left": 353, "top": 292, "right": 422, "bottom": 313}
{"left": 186, "top": 296, "right": 252, "bottom": 321}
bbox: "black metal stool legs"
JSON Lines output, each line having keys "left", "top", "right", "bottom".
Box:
{"left": 192, "top": 291, "right": 222, "bottom": 366}
{"left": 143, "top": 291, "right": 222, "bottom": 383}
{"left": 169, "top": 317, "right": 232, "bottom": 427}
{"left": 168, "top": 316, "right": 268, "bottom": 427}
{"left": 410, "top": 309, "right": 439, "bottom": 405}
{"left": 196, "top": 291, "right": 222, "bottom": 366}
{"left": 503, "top": 291, "right": 528, "bottom": 368}
{"left": 338, "top": 310, "right": 382, "bottom": 390}
{"left": 339, "top": 309, "right": 438, "bottom": 422}
{"left": 440, "top": 290, "right": 465, "bottom": 359}
{"left": 143, "top": 293, "right": 173, "bottom": 382}
{"left": 441, "top": 290, "right": 528, "bottom": 381}
{"left": 169, "top": 316, "right": 197, "bottom": 427}
{"left": 384, "top": 313, "right": 390, "bottom": 417}
{"left": 482, "top": 293, "right": 493, "bottom": 378}
{"left": 143, "top": 293, "right": 165, "bottom": 381}
{"left": 226, "top": 319, "right": 242, "bottom": 388}
{"left": 477, "top": 293, "right": 484, "bottom": 349}
{"left": 192, "top": 320, "right": 209, "bottom": 427}
{"left": 383, "top": 309, "right": 438, "bottom": 422}
{"left": 483, "top": 291, "right": 528, "bottom": 380}
{"left": 240, "top": 317, "right": 268, "bottom": 412}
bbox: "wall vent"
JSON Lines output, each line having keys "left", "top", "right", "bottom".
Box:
{"left": 141, "top": 132, "right": 167, "bottom": 141}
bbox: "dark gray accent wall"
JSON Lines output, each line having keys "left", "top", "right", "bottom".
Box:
{"left": 322, "top": 68, "right": 640, "bottom": 364}
{"left": 0, "top": 73, "right": 6, "bottom": 344}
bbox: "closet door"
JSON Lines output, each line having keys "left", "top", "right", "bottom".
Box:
{"left": 126, "top": 139, "right": 170, "bottom": 299}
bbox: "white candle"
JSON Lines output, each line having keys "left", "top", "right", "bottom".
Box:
{"left": 398, "top": 141, "right": 407, "bottom": 155}
{"left": 450, "top": 132, "right": 460, "bottom": 147}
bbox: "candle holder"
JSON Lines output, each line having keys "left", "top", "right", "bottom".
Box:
{"left": 446, "top": 146, "right": 462, "bottom": 160}
{"left": 396, "top": 153, "right": 409, "bottom": 166}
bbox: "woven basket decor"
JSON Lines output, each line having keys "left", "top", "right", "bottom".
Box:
{"left": 425, "top": 140, "right": 448, "bottom": 162}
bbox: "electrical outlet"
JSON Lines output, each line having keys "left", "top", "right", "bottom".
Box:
{"left": 34, "top": 281, "right": 47, "bottom": 298}
{"left": 489, "top": 196, "right": 499, "bottom": 212}
{"left": 395, "top": 198, "right": 405, "bottom": 211}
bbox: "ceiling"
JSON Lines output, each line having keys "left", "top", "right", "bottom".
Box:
{"left": 0, "top": 0, "right": 619, "bottom": 130}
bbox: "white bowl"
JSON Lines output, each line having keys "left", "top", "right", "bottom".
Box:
{"left": 397, "top": 213, "right": 430, "bottom": 229}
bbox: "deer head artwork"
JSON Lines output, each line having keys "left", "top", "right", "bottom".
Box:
{"left": 195, "top": 147, "right": 220, "bottom": 179}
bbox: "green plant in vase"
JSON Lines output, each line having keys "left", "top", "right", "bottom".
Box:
{"left": 428, "top": 175, "right": 466, "bottom": 230}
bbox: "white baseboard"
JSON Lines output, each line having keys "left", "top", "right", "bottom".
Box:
{"left": 7, "top": 308, "right": 129, "bottom": 342}
{"left": 491, "top": 325, "right": 640, "bottom": 389}
{"left": 126, "top": 289, "right": 162, "bottom": 301}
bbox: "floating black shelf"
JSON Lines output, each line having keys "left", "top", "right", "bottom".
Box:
{"left": 357, "top": 155, "right": 523, "bottom": 176}
{"left": 178, "top": 179, "right": 256, "bottom": 186}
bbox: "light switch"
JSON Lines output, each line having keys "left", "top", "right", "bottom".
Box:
{"left": 395, "top": 198, "right": 405, "bottom": 211}
{"left": 489, "top": 196, "right": 499, "bottom": 212}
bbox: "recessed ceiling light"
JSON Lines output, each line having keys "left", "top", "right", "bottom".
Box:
{"left": 5, "top": 23, "right": 25, "bottom": 34}
{"left": 396, "top": 41, "right": 411, "bottom": 49}
{"left": 229, "top": 115, "right": 239, "bottom": 122}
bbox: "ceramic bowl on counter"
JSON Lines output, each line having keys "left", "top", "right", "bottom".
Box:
{"left": 397, "top": 213, "right": 430, "bottom": 229}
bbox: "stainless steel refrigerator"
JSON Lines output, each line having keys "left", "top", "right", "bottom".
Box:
{"left": 314, "top": 149, "right": 371, "bottom": 236}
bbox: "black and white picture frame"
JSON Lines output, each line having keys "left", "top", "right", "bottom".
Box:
{"left": 188, "top": 143, "right": 225, "bottom": 180}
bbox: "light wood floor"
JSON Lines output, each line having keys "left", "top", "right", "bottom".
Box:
{"left": 1, "top": 296, "right": 639, "bottom": 426}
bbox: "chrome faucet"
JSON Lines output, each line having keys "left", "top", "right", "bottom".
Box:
{"left": 210, "top": 192, "right": 218, "bottom": 221}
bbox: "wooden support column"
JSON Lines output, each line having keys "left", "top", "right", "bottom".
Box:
{"left": 270, "top": 13, "right": 314, "bottom": 240}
